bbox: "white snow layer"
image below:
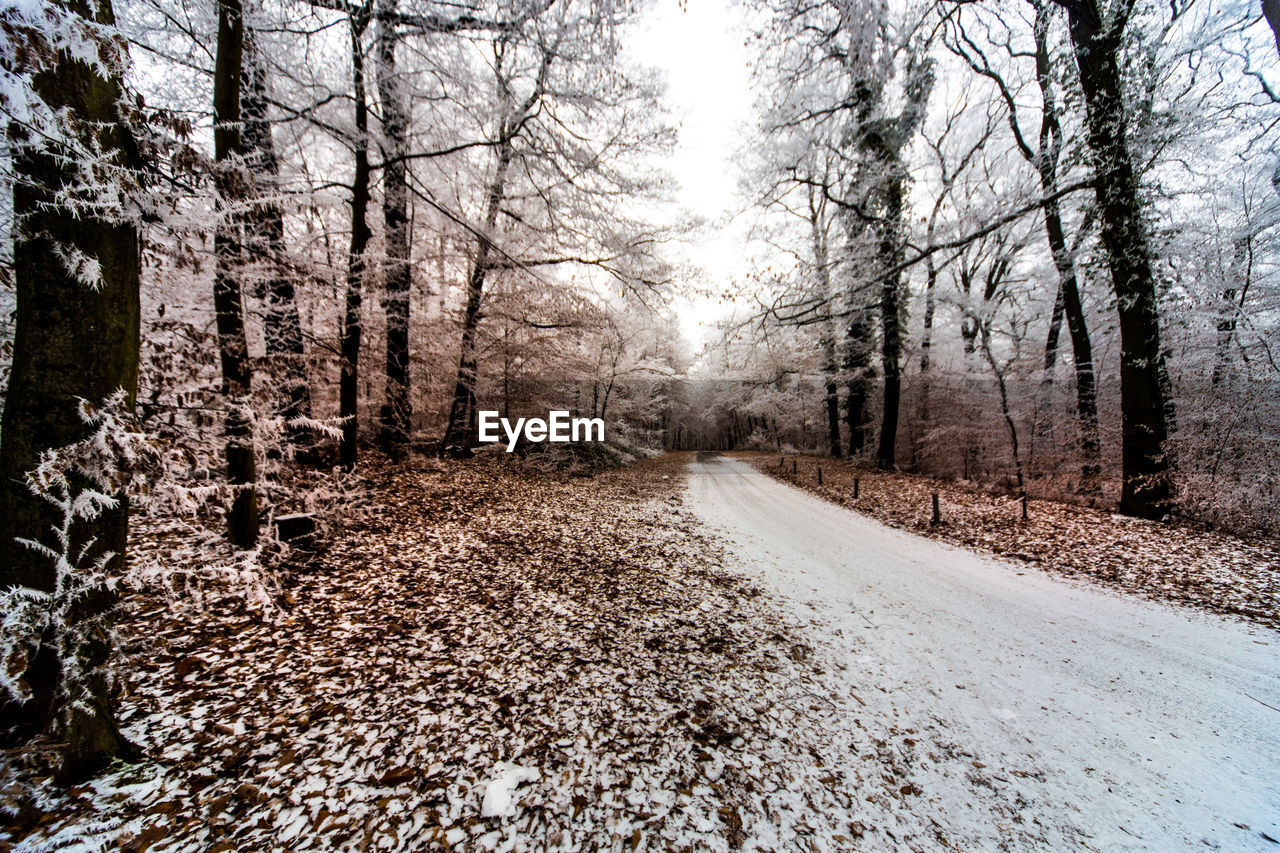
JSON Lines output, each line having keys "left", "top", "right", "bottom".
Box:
{"left": 480, "top": 762, "right": 541, "bottom": 819}
{"left": 686, "top": 456, "right": 1280, "bottom": 851}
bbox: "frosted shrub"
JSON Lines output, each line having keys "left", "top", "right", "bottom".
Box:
{"left": 0, "top": 391, "right": 149, "bottom": 720}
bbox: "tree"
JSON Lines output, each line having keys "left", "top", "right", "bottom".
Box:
{"left": 804, "top": 177, "right": 845, "bottom": 457}
{"left": 341, "top": 4, "right": 373, "bottom": 469}
{"left": 213, "top": 0, "right": 260, "bottom": 546}
{"left": 0, "top": 0, "right": 142, "bottom": 777}
{"left": 442, "top": 33, "right": 533, "bottom": 448}
{"left": 440, "top": 0, "right": 673, "bottom": 448}
{"left": 945, "top": 0, "right": 1101, "bottom": 481}
{"left": 241, "top": 14, "right": 312, "bottom": 451}
{"left": 1052, "top": 0, "right": 1172, "bottom": 517}
{"left": 374, "top": 0, "right": 413, "bottom": 453}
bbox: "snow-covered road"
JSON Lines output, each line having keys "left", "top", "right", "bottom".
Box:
{"left": 686, "top": 456, "right": 1280, "bottom": 850}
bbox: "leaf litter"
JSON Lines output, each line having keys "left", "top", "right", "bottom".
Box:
{"left": 753, "top": 452, "right": 1280, "bottom": 630}
{"left": 4, "top": 453, "right": 1072, "bottom": 851}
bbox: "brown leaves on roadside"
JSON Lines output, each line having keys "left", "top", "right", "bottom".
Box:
{"left": 756, "top": 452, "right": 1280, "bottom": 629}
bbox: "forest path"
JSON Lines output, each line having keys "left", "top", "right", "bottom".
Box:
{"left": 686, "top": 455, "right": 1280, "bottom": 850}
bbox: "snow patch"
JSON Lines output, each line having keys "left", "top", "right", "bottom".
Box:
{"left": 479, "top": 762, "right": 540, "bottom": 818}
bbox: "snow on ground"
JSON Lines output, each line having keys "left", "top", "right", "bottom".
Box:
{"left": 2, "top": 454, "right": 1049, "bottom": 851}
{"left": 688, "top": 454, "right": 1280, "bottom": 851}
{"left": 5, "top": 452, "right": 1277, "bottom": 851}
{"left": 751, "top": 452, "right": 1280, "bottom": 629}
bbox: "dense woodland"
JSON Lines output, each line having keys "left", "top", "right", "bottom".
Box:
{"left": 692, "top": 0, "right": 1280, "bottom": 537}
{"left": 0, "top": 0, "right": 1277, "bottom": 790}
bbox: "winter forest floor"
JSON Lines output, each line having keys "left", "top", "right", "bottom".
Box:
{"left": 747, "top": 452, "right": 1280, "bottom": 631}
{"left": 3, "top": 453, "right": 1020, "bottom": 852}
{"left": 2, "top": 452, "right": 1278, "bottom": 851}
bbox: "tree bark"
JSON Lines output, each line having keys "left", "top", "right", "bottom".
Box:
{"left": 1054, "top": 0, "right": 1172, "bottom": 518}
{"left": 980, "top": 320, "right": 1027, "bottom": 501}
{"left": 875, "top": 176, "right": 904, "bottom": 470}
{"left": 375, "top": 0, "right": 412, "bottom": 453}
{"left": 1041, "top": 194, "right": 1101, "bottom": 474}
{"left": 1030, "top": 0, "right": 1100, "bottom": 477}
{"left": 1264, "top": 0, "right": 1280, "bottom": 58}
{"left": 242, "top": 25, "right": 311, "bottom": 448}
{"left": 214, "top": 0, "right": 259, "bottom": 547}
{"left": 0, "top": 0, "right": 141, "bottom": 775}
{"left": 843, "top": 308, "right": 874, "bottom": 456}
{"left": 443, "top": 142, "right": 513, "bottom": 447}
{"left": 1211, "top": 236, "right": 1249, "bottom": 386}
{"left": 806, "top": 183, "right": 843, "bottom": 458}
{"left": 340, "top": 10, "right": 372, "bottom": 469}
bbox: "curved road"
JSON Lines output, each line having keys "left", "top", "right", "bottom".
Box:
{"left": 686, "top": 456, "right": 1280, "bottom": 850}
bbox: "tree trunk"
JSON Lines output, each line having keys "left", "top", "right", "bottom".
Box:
{"left": 375, "top": 0, "right": 412, "bottom": 453}
{"left": 807, "top": 186, "right": 843, "bottom": 458}
{"left": 340, "top": 11, "right": 372, "bottom": 469}
{"left": 875, "top": 177, "right": 904, "bottom": 470}
{"left": 444, "top": 142, "right": 513, "bottom": 448}
{"left": 1031, "top": 0, "right": 1100, "bottom": 479}
{"left": 1211, "top": 236, "right": 1248, "bottom": 386}
{"left": 241, "top": 26, "right": 311, "bottom": 448}
{"left": 1043, "top": 283, "right": 1066, "bottom": 378}
{"left": 1042, "top": 195, "right": 1101, "bottom": 476}
{"left": 0, "top": 0, "right": 141, "bottom": 776}
{"left": 824, "top": 375, "right": 842, "bottom": 457}
{"left": 918, "top": 208, "right": 941, "bottom": 438}
{"left": 980, "top": 321, "right": 1027, "bottom": 501}
{"left": 1055, "top": 0, "right": 1172, "bottom": 518}
{"left": 844, "top": 307, "right": 874, "bottom": 456}
{"left": 214, "top": 0, "right": 259, "bottom": 547}
{"left": 1035, "top": 281, "right": 1066, "bottom": 460}
{"left": 1264, "top": 0, "right": 1280, "bottom": 58}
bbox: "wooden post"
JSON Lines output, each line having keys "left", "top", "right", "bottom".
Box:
{"left": 817, "top": 466, "right": 823, "bottom": 484}
{"left": 931, "top": 492, "right": 941, "bottom": 526}
{"left": 792, "top": 459, "right": 797, "bottom": 474}
{"left": 779, "top": 456, "right": 784, "bottom": 468}
{"left": 853, "top": 476, "right": 860, "bottom": 498}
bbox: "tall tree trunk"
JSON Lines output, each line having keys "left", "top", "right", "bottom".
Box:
{"left": 807, "top": 184, "right": 843, "bottom": 458}
{"left": 1042, "top": 283, "right": 1066, "bottom": 378}
{"left": 919, "top": 207, "right": 941, "bottom": 437}
{"left": 375, "top": 0, "right": 412, "bottom": 453}
{"left": 1042, "top": 196, "right": 1101, "bottom": 476}
{"left": 824, "top": 368, "right": 842, "bottom": 457}
{"left": 0, "top": 0, "right": 141, "bottom": 776}
{"left": 921, "top": 257, "right": 937, "bottom": 373}
{"left": 865, "top": 54, "right": 930, "bottom": 471}
{"left": 875, "top": 177, "right": 904, "bottom": 470}
{"left": 340, "top": 11, "right": 372, "bottom": 469}
{"left": 214, "top": 0, "right": 259, "bottom": 547}
{"left": 979, "top": 320, "right": 1027, "bottom": 501}
{"left": 1054, "top": 0, "right": 1172, "bottom": 518}
{"left": 844, "top": 307, "right": 874, "bottom": 456}
{"left": 1211, "top": 236, "right": 1248, "bottom": 386}
{"left": 1031, "top": 0, "right": 1100, "bottom": 479}
{"left": 242, "top": 24, "right": 311, "bottom": 449}
{"left": 1035, "top": 281, "right": 1066, "bottom": 461}
{"left": 444, "top": 142, "right": 513, "bottom": 448}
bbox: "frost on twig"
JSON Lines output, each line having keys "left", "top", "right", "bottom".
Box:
{"left": 0, "top": 390, "right": 149, "bottom": 730}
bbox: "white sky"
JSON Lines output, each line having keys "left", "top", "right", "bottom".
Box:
{"left": 627, "top": 0, "right": 758, "bottom": 348}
